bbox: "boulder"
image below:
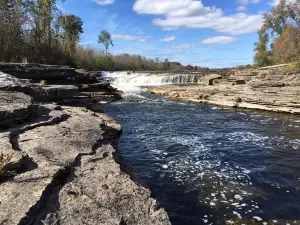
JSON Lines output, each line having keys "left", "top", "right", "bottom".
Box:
{"left": 0, "top": 91, "right": 39, "bottom": 128}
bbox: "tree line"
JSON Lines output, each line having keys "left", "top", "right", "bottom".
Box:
{"left": 254, "top": 0, "right": 300, "bottom": 69}
{"left": 0, "top": 0, "right": 84, "bottom": 65}
{"left": 0, "top": 0, "right": 207, "bottom": 71}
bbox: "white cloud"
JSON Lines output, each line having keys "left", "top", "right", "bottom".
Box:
{"left": 133, "top": 0, "right": 263, "bottom": 35}
{"left": 237, "top": 0, "right": 260, "bottom": 5}
{"left": 236, "top": 5, "right": 247, "bottom": 11}
{"left": 112, "top": 34, "right": 150, "bottom": 42}
{"left": 171, "top": 44, "right": 194, "bottom": 49}
{"left": 160, "top": 36, "right": 176, "bottom": 42}
{"left": 93, "top": 0, "right": 115, "bottom": 5}
{"left": 200, "top": 36, "right": 239, "bottom": 44}
{"left": 236, "top": 0, "right": 260, "bottom": 11}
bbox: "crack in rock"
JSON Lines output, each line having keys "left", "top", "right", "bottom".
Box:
{"left": 18, "top": 121, "right": 122, "bottom": 225}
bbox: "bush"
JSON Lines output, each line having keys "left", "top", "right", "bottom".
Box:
{"left": 40, "top": 80, "right": 46, "bottom": 87}
{"left": 0, "top": 150, "right": 14, "bottom": 177}
{"left": 285, "top": 62, "right": 300, "bottom": 73}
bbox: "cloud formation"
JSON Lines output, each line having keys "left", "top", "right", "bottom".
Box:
{"left": 200, "top": 36, "right": 239, "bottom": 44}
{"left": 237, "top": 0, "right": 260, "bottom": 5}
{"left": 93, "top": 0, "right": 115, "bottom": 5}
{"left": 160, "top": 36, "right": 176, "bottom": 42}
{"left": 112, "top": 34, "right": 150, "bottom": 42}
{"left": 171, "top": 44, "right": 194, "bottom": 49}
{"left": 133, "top": 0, "right": 263, "bottom": 35}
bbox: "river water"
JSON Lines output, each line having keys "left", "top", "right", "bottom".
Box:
{"left": 102, "top": 72, "right": 300, "bottom": 225}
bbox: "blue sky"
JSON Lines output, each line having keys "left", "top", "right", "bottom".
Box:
{"left": 58, "top": 0, "right": 279, "bottom": 68}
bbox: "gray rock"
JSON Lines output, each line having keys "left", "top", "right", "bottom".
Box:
{"left": 0, "top": 63, "right": 100, "bottom": 83}
{"left": 0, "top": 91, "right": 39, "bottom": 128}
{"left": 0, "top": 71, "right": 45, "bottom": 101}
{"left": 82, "top": 91, "right": 123, "bottom": 103}
{"left": 74, "top": 69, "right": 99, "bottom": 82}
{"left": 0, "top": 105, "right": 170, "bottom": 225}
{"left": 42, "top": 85, "right": 78, "bottom": 101}
{"left": 0, "top": 63, "right": 74, "bottom": 81}
{"left": 78, "top": 81, "right": 110, "bottom": 92}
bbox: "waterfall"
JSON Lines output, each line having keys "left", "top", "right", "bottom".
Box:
{"left": 102, "top": 71, "right": 203, "bottom": 92}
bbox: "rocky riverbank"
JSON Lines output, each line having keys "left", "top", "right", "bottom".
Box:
{"left": 0, "top": 63, "right": 170, "bottom": 225}
{"left": 149, "top": 66, "right": 300, "bottom": 115}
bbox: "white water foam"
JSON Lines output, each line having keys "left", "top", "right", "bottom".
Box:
{"left": 144, "top": 132, "right": 268, "bottom": 221}
{"left": 102, "top": 71, "right": 203, "bottom": 92}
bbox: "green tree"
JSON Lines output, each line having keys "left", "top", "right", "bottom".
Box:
{"left": 97, "top": 30, "right": 113, "bottom": 54}
{"left": 58, "top": 14, "right": 83, "bottom": 55}
{"left": 254, "top": 0, "right": 300, "bottom": 66}
{"left": 163, "top": 58, "right": 170, "bottom": 70}
{"left": 254, "top": 27, "right": 271, "bottom": 66}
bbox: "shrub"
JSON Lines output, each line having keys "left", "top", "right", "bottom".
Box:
{"left": 0, "top": 150, "right": 14, "bottom": 177}
{"left": 40, "top": 80, "right": 46, "bottom": 87}
{"left": 285, "top": 62, "right": 300, "bottom": 73}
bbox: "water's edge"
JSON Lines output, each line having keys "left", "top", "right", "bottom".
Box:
{"left": 147, "top": 86, "right": 300, "bottom": 115}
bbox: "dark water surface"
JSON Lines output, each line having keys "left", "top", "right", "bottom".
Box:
{"left": 102, "top": 93, "right": 300, "bottom": 225}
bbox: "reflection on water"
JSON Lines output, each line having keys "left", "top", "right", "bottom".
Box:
{"left": 102, "top": 93, "right": 300, "bottom": 225}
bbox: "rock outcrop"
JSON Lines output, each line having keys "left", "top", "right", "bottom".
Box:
{"left": 149, "top": 67, "right": 300, "bottom": 114}
{"left": 0, "top": 91, "right": 39, "bottom": 128}
{"left": 0, "top": 71, "right": 45, "bottom": 101}
{"left": 0, "top": 64, "right": 171, "bottom": 225}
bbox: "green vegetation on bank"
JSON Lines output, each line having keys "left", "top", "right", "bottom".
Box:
{"left": 0, "top": 0, "right": 208, "bottom": 71}
{"left": 254, "top": 0, "right": 300, "bottom": 71}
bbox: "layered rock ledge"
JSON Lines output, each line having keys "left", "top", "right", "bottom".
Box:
{"left": 0, "top": 64, "right": 170, "bottom": 225}
{"left": 149, "top": 66, "right": 300, "bottom": 115}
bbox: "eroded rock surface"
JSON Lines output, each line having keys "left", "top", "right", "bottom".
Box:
{"left": 149, "top": 67, "right": 300, "bottom": 114}
{"left": 0, "top": 71, "right": 45, "bottom": 101}
{"left": 0, "top": 91, "right": 39, "bottom": 128}
{"left": 0, "top": 64, "right": 170, "bottom": 225}
{"left": 42, "top": 85, "right": 78, "bottom": 101}
{"left": 0, "top": 104, "right": 170, "bottom": 225}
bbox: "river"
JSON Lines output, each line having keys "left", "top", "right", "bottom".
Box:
{"left": 102, "top": 72, "right": 300, "bottom": 225}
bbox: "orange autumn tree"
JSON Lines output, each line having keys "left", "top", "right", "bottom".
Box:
{"left": 254, "top": 0, "right": 300, "bottom": 67}
{"left": 271, "top": 24, "right": 300, "bottom": 64}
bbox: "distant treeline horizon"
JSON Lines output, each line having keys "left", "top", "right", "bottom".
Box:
{"left": 0, "top": 0, "right": 299, "bottom": 72}
{"left": 0, "top": 0, "right": 210, "bottom": 71}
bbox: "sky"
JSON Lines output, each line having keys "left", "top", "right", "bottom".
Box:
{"left": 58, "top": 0, "right": 280, "bottom": 68}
